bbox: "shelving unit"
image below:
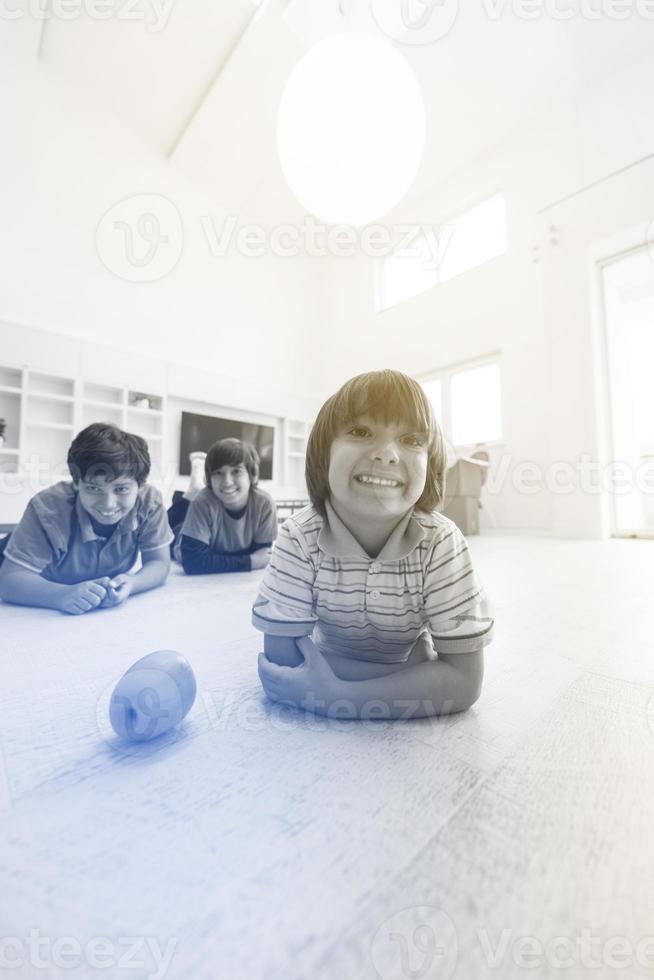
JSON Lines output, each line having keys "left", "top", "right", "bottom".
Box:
{"left": 0, "top": 365, "right": 23, "bottom": 472}
{"left": 79, "top": 382, "right": 166, "bottom": 472}
{"left": 81, "top": 382, "right": 124, "bottom": 433}
{"left": 0, "top": 365, "right": 167, "bottom": 515}
{"left": 0, "top": 356, "right": 305, "bottom": 518}
{"left": 283, "top": 418, "right": 309, "bottom": 495}
{"left": 125, "top": 390, "right": 165, "bottom": 471}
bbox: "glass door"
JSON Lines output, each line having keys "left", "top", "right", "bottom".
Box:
{"left": 601, "top": 244, "right": 654, "bottom": 537}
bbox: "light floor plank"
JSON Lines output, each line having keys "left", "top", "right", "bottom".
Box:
{"left": 1, "top": 535, "right": 653, "bottom": 979}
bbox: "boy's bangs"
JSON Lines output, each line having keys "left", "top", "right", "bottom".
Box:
{"left": 82, "top": 459, "right": 131, "bottom": 483}
{"left": 208, "top": 440, "right": 245, "bottom": 471}
{"left": 338, "top": 373, "right": 433, "bottom": 440}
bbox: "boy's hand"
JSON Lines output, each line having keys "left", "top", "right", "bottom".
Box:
{"left": 58, "top": 579, "right": 108, "bottom": 615}
{"left": 100, "top": 574, "right": 133, "bottom": 608}
{"left": 258, "top": 636, "right": 336, "bottom": 711}
{"left": 250, "top": 549, "right": 272, "bottom": 571}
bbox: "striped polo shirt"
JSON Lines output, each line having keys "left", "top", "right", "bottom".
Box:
{"left": 252, "top": 500, "right": 493, "bottom": 664}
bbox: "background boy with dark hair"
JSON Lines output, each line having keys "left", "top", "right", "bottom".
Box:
{"left": 178, "top": 438, "right": 277, "bottom": 574}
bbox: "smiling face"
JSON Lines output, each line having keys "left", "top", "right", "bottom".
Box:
{"left": 327, "top": 414, "right": 429, "bottom": 530}
{"left": 76, "top": 473, "right": 139, "bottom": 525}
{"left": 210, "top": 463, "right": 251, "bottom": 511}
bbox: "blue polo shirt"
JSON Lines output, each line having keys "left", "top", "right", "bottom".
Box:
{"left": 3, "top": 481, "right": 173, "bottom": 585}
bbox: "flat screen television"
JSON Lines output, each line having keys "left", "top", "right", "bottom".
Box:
{"left": 179, "top": 412, "right": 275, "bottom": 480}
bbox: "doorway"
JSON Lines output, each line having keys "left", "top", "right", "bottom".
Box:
{"left": 601, "top": 244, "right": 654, "bottom": 537}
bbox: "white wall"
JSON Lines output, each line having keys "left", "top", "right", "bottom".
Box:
{"left": 314, "top": 52, "right": 654, "bottom": 538}
{"left": 0, "top": 50, "right": 322, "bottom": 420}
{"left": 3, "top": 40, "right": 654, "bottom": 538}
{"left": 0, "top": 46, "right": 325, "bottom": 522}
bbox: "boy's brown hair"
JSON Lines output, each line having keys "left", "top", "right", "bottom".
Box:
{"left": 68, "top": 423, "right": 151, "bottom": 485}
{"left": 305, "top": 369, "right": 447, "bottom": 518}
{"left": 205, "top": 438, "right": 260, "bottom": 487}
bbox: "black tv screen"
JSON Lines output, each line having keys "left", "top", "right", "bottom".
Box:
{"left": 179, "top": 412, "right": 275, "bottom": 480}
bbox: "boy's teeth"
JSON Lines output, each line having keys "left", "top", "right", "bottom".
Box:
{"left": 357, "top": 475, "right": 401, "bottom": 487}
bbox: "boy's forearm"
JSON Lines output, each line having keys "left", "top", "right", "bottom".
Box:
{"left": 180, "top": 535, "right": 251, "bottom": 574}
{"left": 323, "top": 658, "right": 480, "bottom": 718}
{"left": 0, "top": 566, "right": 67, "bottom": 610}
{"left": 130, "top": 560, "right": 169, "bottom": 594}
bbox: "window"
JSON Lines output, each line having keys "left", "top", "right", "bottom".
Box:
{"left": 376, "top": 194, "right": 508, "bottom": 311}
{"left": 420, "top": 377, "right": 443, "bottom": 426}
{"left": 420, "top": 358, "right": 503, "bottom": 448}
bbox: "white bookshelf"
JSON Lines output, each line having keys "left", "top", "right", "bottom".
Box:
{"left": 283, "top": 418, "right": 309, "bottom": 495}
{"left": 0, "top": 366, "right": 22, "bottom": 474}
{"left": 0, "top": 354, "right": 307, "bottom": 521}
{"left": 0, "top": 364, "right": 167, "bottom": 496}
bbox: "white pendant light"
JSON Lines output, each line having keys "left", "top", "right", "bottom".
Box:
{"left": 277, "top": 33, "right": 426, "bottom": 226}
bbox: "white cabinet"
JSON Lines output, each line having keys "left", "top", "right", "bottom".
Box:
{"left": 282, "top": 418, "right": 309, "bottom": 496}
{"left": 0, "top": 363, "right": 166, "bottom": 514}
{"left": 0, "top": 356, "right": 306, "bottom": 521}
{"left": 80, "top": 382, "right": 165, "bottom": 472}
{"left": 0, "top": 366, "right": 22, "bottom": 474}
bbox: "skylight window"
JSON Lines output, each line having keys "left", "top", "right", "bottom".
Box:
{"left": 376, "top": 194, "right": 508, "bottom": 311}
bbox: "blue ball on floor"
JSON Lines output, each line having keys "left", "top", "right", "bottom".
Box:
{"left": 109, "top": 650, "right": 197, "bottom": 742}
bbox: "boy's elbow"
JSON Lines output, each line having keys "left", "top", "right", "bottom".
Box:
{"left": 436, "top": 649, "right": 484, "bottom": 714}
{"left": 0, "top": 562, "right": 18, "bottom": 601}
{"left": 181, "top": 555, "right": 200, "bottom": 575}
{"left": 139, "top": 556, "right": 170, "bottom": 586}
{"left": 454, "top": 675, "right": 483, "bottom": 713}
{"left": 459, "top": 660, "right": 484, "bottom": 711}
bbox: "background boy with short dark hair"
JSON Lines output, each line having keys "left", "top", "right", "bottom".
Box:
{"left": 0, "top": 423, "right": 172, "bottom": 614}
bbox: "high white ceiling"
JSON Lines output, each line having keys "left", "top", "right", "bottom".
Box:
{"left": 9, "top": 0, "right": 654, "bottom": 220}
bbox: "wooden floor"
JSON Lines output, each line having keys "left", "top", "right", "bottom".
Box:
{"left": 1, "top": 534, "right": 654, "bottom": 980}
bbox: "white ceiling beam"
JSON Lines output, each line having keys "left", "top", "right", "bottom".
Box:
{"left": 167, "top": 0, "right": 289, "bottom": 160}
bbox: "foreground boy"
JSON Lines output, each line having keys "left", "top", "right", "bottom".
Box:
{"left": 0, "top": 423, "right": 172, "bottom": 614}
